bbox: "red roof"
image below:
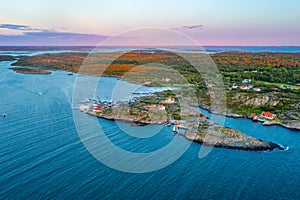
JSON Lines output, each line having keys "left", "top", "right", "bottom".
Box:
{"left": 251, "top": 113, "right": 258, "bottom": 120}
{"left": 165, "top": 97, "right": 175, "bottom": 102}
{"left": 97, "top": 104, "right": 104, "bottom": 108}
{"left": 262, "top": 112, "right": 276, "bottom": 119}
{"left": 251, "top": 113, "right": 258, "bottom": 118}
{"left": 93, "top": 104, "right": 104, "bottom": 111}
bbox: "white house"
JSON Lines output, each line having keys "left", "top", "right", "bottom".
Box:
{"left": 242, "top": 79, "right": 251, "bottom": 84}
{"left": 157, "top": 105, "right": 165, "bottom": 110}
{"left": 165, "top": 97, "right": 175, "bottom": 104}
{"left": 253, "top": 87, "right": 261, "bottom": 92}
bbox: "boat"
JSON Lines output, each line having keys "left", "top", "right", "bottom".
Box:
{"left": 172, "top": 126, "right": 177, "bottom": 132}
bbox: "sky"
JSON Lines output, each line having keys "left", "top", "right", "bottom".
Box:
{"left": 0, "top": 0, "right": 299, "bottom": 46}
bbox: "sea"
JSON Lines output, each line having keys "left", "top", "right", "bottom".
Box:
{"left": 1, "top": 47, "right": 300, "bottom": 199}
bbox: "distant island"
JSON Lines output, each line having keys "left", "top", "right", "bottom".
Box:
{"left": 9, "top": 67, "right": 52, "bottom": 75}
{"left": 0, "top": 55, "right": 16, "bottom": 62}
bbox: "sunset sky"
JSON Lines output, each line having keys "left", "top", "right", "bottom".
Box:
{"left": 0, "top": 0, "right": 299, "bottom": 46}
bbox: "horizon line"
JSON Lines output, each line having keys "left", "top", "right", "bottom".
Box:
{"left": 1, "top": 45, "right": 300, "bottom": 47}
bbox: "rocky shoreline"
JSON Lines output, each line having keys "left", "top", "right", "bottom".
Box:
{"left": 9, "top": 67, "right": 52, "bottom": 75}
{"left": 184, "top": 132, "right": 284, "bottom": 151}
{"left": 86, "top": 111, "right": 166, "bottom": 125}
{"left": 198, "top": 104, "right": 300, "bottom": 131}
{"left": 80, "top": 106, "right": 285, "bottom": 152}
{"left": 262, "top": 121, "right": 300, "bottom": 131}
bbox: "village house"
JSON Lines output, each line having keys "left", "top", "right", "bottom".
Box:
{"left": 157, "top": 104, "right": 165, "bottom": 110}
{"left": 165, "top": 97, "right": 175, "bottom": 104}
{"left": 240, "top": 85, "right": 249, "bottom": 90}
{"left": 251, "top": 113, "right": 259, "bottom": 121}
{"left": 144, "top": 104, "right": 156, "bottom": 109}
{"left": 261, "top": 111, "right": 276, "bottom": 120}
{"left": 253, "top": 87, "right": 261, "bottom": 92}
{"left": 93, "top": 104, "right": 104, "bottom": 112}
{"left": 242, "top": 79, "right": 251, "bottom": 84}
{"left": 144, "top": 80, "right": 152, "bottom": 86}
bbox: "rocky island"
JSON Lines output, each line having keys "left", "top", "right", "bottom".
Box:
{"left": 9, "top": 67, "right": 52, "bottom": 75}
{"left": 77, "top": 90, "right": 285, "bottom": 151}
{"left": 0, "top": 55, "right": 16, "bottom": 62}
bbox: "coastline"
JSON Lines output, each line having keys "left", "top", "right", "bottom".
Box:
{"left": 261, "top": 121, "right": 300, "bottom": 131}
{"left": 80, "top": 110, "right": 285, "bottom": 152}
{"left": 8, "top": 51, "right": 300, "bottom": 132}
{"left": 197, "top": 105, "right": 300, "bottom": 131}
{"left": 85, "top": 111, "right": 166, "bottom": 125}
{"left": 183, "top": 133, "right": 283, "bottom": 151}
{"left": 9, "top": 67, "right": 52, "bottom": 75}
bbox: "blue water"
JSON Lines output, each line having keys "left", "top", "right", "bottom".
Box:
{"left": 1, "top": 46, "right": 300, "bottom": 56}
{"left": 203, "top": 46, "right": 300, "bottom": 53}
{"left": 1, "top": 51, "right": 300, "bottom": 199}
{"left": 160, "top": 46, "right": 300, "bottom": 54}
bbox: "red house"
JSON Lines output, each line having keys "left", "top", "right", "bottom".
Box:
{"left": 93, "top": 104, "right": 104, "bottom": 112}
{"left": 240, "top": 85, "right": 249, "bottom": 90}
{"left": 165, "top": 97, "right": 175, "bottom": 103}
{"left": 261, "top": 112, "right": 276, "bottom": 120}
{"left": 251, "top": 113, "right": 258, "bottom": 121}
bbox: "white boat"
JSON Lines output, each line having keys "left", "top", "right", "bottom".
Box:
{"left": 172, "top": 126, "right": 176, "bottom": 132}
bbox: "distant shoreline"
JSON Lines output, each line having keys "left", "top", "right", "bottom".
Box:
{"left": 1, "top": 46, "right": 300, "bottom": 54}
{"left": 9, "top": 67, "right": 52, "bottom": 75}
